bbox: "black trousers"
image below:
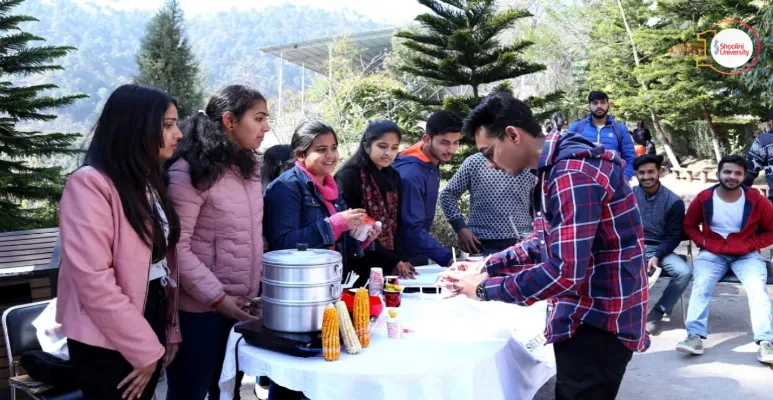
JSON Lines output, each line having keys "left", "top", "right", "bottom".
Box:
{"left": 554, "top": 324, "right": 633, "bottom": 400}
{"left": 68, "top": 279, "right": 167, "bottom": 400}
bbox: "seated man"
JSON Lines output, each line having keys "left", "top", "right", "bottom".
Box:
{"left": 633, "top": 155, "right": 692, "bottom": 334}
{"left": 679, "top": 155, "right": 773, "bottom": 364}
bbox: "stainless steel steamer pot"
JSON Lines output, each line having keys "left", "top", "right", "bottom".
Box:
{"left": 260, "top": 244, "right": 342, "bottom": 332}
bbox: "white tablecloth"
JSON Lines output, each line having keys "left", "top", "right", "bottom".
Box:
{"left": 219, "top": 295, "right": 556, "bottom": 400}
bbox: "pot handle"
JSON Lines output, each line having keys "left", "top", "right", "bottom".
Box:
{"left": 334, "top": 263, "right": 342, "bottom": 279}
{"left": 330, "top": 283, "right": 342, "bottom": 299}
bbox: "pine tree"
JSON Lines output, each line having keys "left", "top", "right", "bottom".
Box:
{"left": 0, "top": 0, "right": 86, "bottom": 232}
{"left": 135, "top": 0, "right": 203, "bottom": 118}
{"left": 395, "top": 0, "right": 546, "bottom": 110}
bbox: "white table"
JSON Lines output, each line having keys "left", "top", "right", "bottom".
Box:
{"left": 219, "top": 295, "right": 556, "bottom": 400}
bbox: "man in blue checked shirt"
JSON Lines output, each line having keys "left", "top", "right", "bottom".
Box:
{"left": 439, "top": 92, "right": 649, "bottom": 400}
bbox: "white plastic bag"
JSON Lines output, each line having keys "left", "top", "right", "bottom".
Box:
{"left": 31, "top": 299, "right": 69, "bottom": 360}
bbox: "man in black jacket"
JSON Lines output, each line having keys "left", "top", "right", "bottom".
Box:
{"left": 633, "top": 154, "right": 692, "bottom": 334}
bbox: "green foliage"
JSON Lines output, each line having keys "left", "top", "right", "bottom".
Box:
{"left": 740, "top": 2, "right": 773, "bottom": 107}
{"left": 0, "top": 0, "right": 86, "bottom": 232}
{"left": 396, "top": 0, "right": 545, "bottom": 97}
{"left": 579, "top": 0, "right": 767, "bottom": 157}
{"left": 135, "top": 0, "right": 204, "bottom": 118}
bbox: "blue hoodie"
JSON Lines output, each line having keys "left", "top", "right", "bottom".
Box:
{"left": 567, "top": 114, "right": 635, "bottom": 179}
{"left": 392, "top": 142, "right": 453, "bottom": 266}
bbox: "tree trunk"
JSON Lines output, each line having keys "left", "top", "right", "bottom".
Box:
{"left": 472, "top": 84, "right": 479, "bottom": 98}
{"left": 702, "top": 104, "right": 723, "bottom": 162}
{"left": 615, "top": 0, "right": 681, "bottom": 168}
{"left": 649, "top": 110, "right": 681, "bottom": 169}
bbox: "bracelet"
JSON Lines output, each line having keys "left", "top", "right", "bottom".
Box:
{"left": 212, "top": 294, "right": 227, "bottom": 308}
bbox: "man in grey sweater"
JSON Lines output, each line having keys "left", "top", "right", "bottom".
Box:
{"left": 633, "top": 154, "right": 692, "bottom": 334}
{"left": 439, "top": 152, "right": 534, "bottom": 255}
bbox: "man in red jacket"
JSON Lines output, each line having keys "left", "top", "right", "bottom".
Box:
{"left": 679, "top": 155, "right": 773, "bottom": 364}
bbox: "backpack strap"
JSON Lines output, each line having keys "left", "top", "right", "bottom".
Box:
{"left": 575, "top": 119, "right": 588, "bottom": 135}
{"left": 612, "top": 122, "right": 623, "bottom": 150}
{"left": 574, "top": 118, "right": 625, "bottom": 151}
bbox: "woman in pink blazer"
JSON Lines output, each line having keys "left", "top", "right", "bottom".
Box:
{"left": 165, "top": 85, "right": 269, "bottom": 400}
{"left": 56, "top": 84, "right": 183, "bottom": 400}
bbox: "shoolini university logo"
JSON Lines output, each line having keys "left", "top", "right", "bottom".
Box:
{"left": 696, "top": 19, "right": 762, "bottom": 75}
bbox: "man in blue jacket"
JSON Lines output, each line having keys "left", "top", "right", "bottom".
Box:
{"left": 394, "top": 110, "right": 463, "bottom": 267}
{"left": 568, "top": 90, "right": 636, "bottom": 179}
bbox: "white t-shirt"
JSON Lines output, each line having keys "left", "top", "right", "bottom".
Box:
{"left": 710, "top": 190, "right": 745, "bottom": 239}
{"left": 149, "top": 189, "right": 174, "bottom": 286}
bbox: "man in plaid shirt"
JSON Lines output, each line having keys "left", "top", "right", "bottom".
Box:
{"left": 440, "top": 92, "right": 649, "bottom": 400}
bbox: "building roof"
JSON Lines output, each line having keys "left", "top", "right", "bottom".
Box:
{"left": 260, "top": 27, "right": 398, "bottom": 74}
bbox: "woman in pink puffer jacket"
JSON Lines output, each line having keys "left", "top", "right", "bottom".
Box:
{"left": 165, "top": 85, "right": 269, "bottom": 400}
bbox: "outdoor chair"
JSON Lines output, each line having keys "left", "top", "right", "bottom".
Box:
{"left": 2, "top": 300, "right": 83, "bottom": 400}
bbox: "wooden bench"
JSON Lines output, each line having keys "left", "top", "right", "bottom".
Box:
{"left": 672, "top": 167, "right": 713, "bottom": 183}
{"left": 0, "top": 228, "right": 61, "bottom": 389}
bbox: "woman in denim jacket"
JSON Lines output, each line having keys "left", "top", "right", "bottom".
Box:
{"left": 263, "top": 121, "right": 381, "bottom": 400}
{"left": 264, "top": 121, "right": 380, "bottom": 275}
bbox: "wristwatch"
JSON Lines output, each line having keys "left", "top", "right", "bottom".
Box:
{"left": 476, "top": 281, "right": 488, "bottom": 301}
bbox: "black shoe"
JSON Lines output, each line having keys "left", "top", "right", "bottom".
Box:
{"left": 646, "top": 309, "right": 664, "bottom": 335}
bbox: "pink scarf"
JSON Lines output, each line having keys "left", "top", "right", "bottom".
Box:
{"left": 295, "top": 161, "right": 339, "bottom": 216}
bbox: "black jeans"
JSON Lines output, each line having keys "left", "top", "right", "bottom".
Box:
{"left": 165, "top": 311, "right": 242, "bottom": 400}
{"left": 478, "top": 238, "right": 518, "bottom": 255}
{"left": 553, "top": 324, "right": 633, "bottom": 400}
{"left": 68, "top": 279, "right": 167, "bottom": 400}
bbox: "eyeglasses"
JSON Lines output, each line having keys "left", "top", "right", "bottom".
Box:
{"left": 481, "top": 129, "right": 506, "bottom": 162}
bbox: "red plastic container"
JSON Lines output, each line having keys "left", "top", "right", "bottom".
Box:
{"left": 341, "top": 289, "right": 384, "bottom": 317}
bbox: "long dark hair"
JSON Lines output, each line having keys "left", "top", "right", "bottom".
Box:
{"left": 290, "top": 121, "right": 338, "bottom": 159}
{"left": 260, "top": 144, "right": 293, "bottom": 190}
{"left": 83, "top": 84, "right": 180, "bottom": 262}
{"left": 339, "top": 120, "right": 403, "bottom": 172}
{"left": 169, "top": 85, "right": 266, "bottom": 191}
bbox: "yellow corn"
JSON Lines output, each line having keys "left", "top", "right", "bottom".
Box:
{"left": 322, "top": 303, "right": 340, "bottom": 361}
{"left": 335, "top": 301, "right": 362, "bottom": 354}
{"left": 353, "top": 288, "right": 370, "bottom": 348}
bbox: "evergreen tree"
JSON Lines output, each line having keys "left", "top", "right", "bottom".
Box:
{"left": 135, "top": 0, "right": 203, "bottom": 117}
{"left": 0, "top": 0, "right": 86, "bottom": 232}
{"left": 739, "top": 1, "right": 773, "bottom": 107}
{"left": 395, "top": 0, "right": 546, "bottom": 110}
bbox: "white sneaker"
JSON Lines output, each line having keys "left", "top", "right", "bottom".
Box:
{"left": 758, "top": 340, "right": 773, "bottom": 364}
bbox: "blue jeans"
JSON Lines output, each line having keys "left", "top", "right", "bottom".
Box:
{"left": 166, "top": 311, "right": 242, "bottom": 400}
{"left": 686, "top": 250, "right": 773, "bottom": 342}
{"left": 645, "top": 245, "right": 692, "bottom": 315}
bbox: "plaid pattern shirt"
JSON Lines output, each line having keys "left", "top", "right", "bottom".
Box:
{"left": 483, "top": 132, "right": 649, "bottom": 353}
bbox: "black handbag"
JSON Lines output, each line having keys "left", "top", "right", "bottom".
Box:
{"left": 20, "top": 350, "right": 78, "bottom": 389}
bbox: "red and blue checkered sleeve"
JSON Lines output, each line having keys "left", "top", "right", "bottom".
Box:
{"left": 484, "top": 224, "right": 542, "bottom": 277}
{"left": 484, "top": 171, "right": 605, "bottom": 304}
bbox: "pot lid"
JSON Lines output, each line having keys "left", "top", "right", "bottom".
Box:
{"left": 262, "top": 243, "right": 342, "bottom": 266}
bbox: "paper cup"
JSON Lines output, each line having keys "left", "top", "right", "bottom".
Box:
{"left": 387, "top": 319, "right": 401, "bottom": 339}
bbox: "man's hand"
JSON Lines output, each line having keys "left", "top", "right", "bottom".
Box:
{"left": 394, "top": 261, "right": 417, "bottom": 279}
{"left": 647, "top": 257, "right": 659, "bottom": 273}
{"left": 457, "top": 228, "right": 482, "bottom": 254}
{"left": 447, "top": 260, "right": 486, "bottom": 274}
{"left": 437, "top": 271, "right": 489, "bottom": 299}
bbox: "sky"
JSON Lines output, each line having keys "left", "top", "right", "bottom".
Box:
{"left": 73, "top": 0, "right": 428, "bottom": 24}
